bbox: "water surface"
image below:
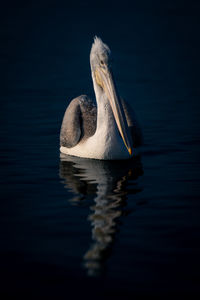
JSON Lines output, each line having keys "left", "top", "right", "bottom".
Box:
{"left": 1, "top": 1, "right": 200, "bottom": 298}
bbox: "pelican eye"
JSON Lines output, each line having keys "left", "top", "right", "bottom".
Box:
{"left": 100, "top": 60, "right": 104, "bottom": 65}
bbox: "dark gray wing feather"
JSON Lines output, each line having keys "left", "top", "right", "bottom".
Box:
{"left": 122, "top": 100, "right": 143, "bottom": 147}
{"left": 60, "top": 95, "right": 97, "bottom": 148}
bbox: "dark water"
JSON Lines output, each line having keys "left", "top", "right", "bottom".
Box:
{"left": 1, "top": 0, "right": 200, "bottom": 298}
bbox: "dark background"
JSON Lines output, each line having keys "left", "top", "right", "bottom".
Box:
{"left": 1, "top": 0, "right": 200, "bottom": 299}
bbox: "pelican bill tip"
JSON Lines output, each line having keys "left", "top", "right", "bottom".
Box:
{"left": 128, "top": 147, "right": 133, "bottom": 156}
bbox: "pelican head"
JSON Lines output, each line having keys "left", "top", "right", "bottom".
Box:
{"left": 90, "top": 37, "right": 133, "bottom": 156}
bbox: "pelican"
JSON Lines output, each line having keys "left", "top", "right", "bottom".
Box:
{"left": 60, "top": 37, "right": 142, "bottom": 160}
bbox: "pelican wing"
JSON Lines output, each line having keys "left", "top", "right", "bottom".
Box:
{"left": 60, "top": 95, "right": 97, "bottom": 148}
{"left": 121, "top": 100, "right": 143, "bottom": 148}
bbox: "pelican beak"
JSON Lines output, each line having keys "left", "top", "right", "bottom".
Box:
{"left": 95, "top": 66, "right": 133, "bottom": 156}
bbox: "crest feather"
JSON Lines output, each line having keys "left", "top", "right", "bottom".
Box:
{"left": 91, "top": 36, "right": 111, "bottom": 56}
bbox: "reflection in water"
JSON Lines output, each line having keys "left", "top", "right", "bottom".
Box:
{"left": 59, "top": 154, "right": 143, "bottom": 276}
